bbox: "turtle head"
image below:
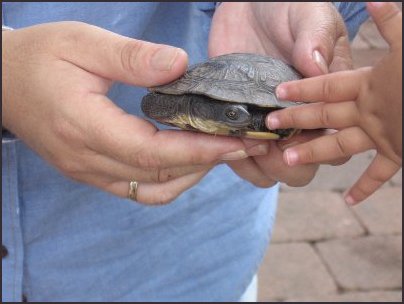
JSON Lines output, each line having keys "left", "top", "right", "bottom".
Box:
{"left": 188, "top": 97, "right": 252, "bottom": 133}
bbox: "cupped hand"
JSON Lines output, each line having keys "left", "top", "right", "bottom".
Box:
{"left": 209, "top": 2, "right": 354, "bottom": 187}
{"left": 225, "top": 132, "right": 319, "bottom": 188}
{"left": 2, "top": 22, "right": 266, "bottom": 205}
{"left": 209, "top": 2, "right": 352, "bottom": 74}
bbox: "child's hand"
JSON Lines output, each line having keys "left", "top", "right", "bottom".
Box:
{"left": 265, "top": 2, "right": 402, "bottom": 205}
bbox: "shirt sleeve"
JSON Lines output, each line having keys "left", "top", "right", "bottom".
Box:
{"left": 333, "top": 2, "right": 369, "bottom": 40}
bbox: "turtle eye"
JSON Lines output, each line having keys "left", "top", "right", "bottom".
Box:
{"left": 223, "top": 105, "right": 251, "bottom": 126}
{"left": 225, "top": 108, "right": 239, "bottom": 120}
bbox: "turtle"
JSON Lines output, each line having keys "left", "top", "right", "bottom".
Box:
{"left": 141, "top": 53, "right": 303, "bottom": 140}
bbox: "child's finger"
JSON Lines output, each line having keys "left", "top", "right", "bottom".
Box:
{"left": 276, "top": 68, "right": 370, "bottom": 103}
{"left": 267, "top": 101, "right": 359, "bottom": 130}
{"left": 282, "top": 127, "right": 374, "bottom": 166}
{"left": 344, "top": 153, "right": 400, "bottom": 205}
{"left": 367, "top": 2, "right": 402, "bottom": 48}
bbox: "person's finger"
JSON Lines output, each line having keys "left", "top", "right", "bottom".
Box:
{"left": 344, "top": 153, "right": 400, "bottom": 205}
{"left": 289, "top": 3, "right": 349, "bottom": 76}
{"left": 278, "top": 129, "right": 352, "bottom": 166}
{"left": 266, "top": 101, "right": 359, "bottom": 130}
{"left": 226, "top": 158, "right": 277, "bottom": 188}
{"left": 104, "top": 170, "right": 210, "bottom": 205}
{"left": 282, "top": 127, "right": 375, "bottom": 166}
{"left": 227, "top": 138, "right": 276, "bottom": 188}
{"left": 84, "top": 151, "right": 213, "bottom": 183}
{"left": 274, "top": 68, "right": 370, "bottom": 103}
{"left": 50, "top": 21, "right": 188, "bottom": 87}
{"left": 367, "top": 2, "right": 402, "bottom": 48}
{"left": 75, "top": 95, "right": 266, "bottom": 170}
{"left": 254, "top": 140, "right": 318, "bottom": 187}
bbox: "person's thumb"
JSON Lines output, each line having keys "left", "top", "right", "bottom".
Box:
{"left": 367, "top": 2, "right": 402, "bottom": 48}
{"left": 289, "top": 3, "right": 351, "bottom": 77}
{"left": 50, "top": 21, "right": 188, "bottom": 87}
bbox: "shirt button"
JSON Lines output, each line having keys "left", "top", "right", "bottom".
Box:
{"left": 2, "top": 245, "right": 8, "bottom": 258}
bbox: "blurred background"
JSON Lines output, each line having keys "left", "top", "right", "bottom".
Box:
{"left": 257, "top": 5, "right": 403, "bottom": 302}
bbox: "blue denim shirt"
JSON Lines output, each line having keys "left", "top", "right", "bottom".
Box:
{"left": 2, "top": 2, "right": 368, "bottom": 302}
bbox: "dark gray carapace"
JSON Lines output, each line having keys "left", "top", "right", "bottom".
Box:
{"left": 141, "top": 53, "right": 302, "bottom": 139}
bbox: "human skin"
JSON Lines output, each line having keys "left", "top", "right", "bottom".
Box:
{"left": 209, "top": 2, "right": 354, "bottom": 188}
{"left": 2, "top": 22, "right": 272, "bottom": 205}
{"left": 2, "top": 3, "right": 362, "bottom": 204}
{"left": 266, "top": 2, "right": 402, "bottom": 204}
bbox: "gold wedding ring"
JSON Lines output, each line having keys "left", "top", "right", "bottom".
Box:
{"left": 128, "top": 181, "right": 139, "bottom": 201}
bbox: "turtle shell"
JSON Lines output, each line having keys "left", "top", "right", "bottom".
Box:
{"left": 150, "top": 53, "right": 302, "bottom": 108}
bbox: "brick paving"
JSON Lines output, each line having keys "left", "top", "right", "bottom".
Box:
{"left": 257, "top": 16, "right": 402, "bottom": 302}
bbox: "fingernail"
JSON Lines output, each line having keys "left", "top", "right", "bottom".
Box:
{"left": 344, "top": 194, "right": 357, "bottom": 205}
{"left": 247, "top": 144, "right": 269, "bottom": 156}
{"left": 266, "top": 115, "right": 280, "bottom": 130}
{"left": 151, "top": 47, "right": 180, "bottom": 71}
{"left": 285, "top": 149, "right": 299, "bottom": 166}
{"left": 220, "top": 150, "right": 248, "bottom": 161}
{"left": 313, "top": 50, "right": 328, "bottom": 74}
{"left": 276, "top": 85, "right": 288, "bottom": 100}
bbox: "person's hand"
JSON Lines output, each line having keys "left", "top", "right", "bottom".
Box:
{"left": 266, "top": 2, "right": 402, "bottom": 204}
{"left": 209, "top": 2, "right": 352, "bottom": 74}
{"left": 2, "top": 22, "right": 268, "bottom": 205}
{"left": 226, "top": 132, "right": 320, "bottom": 188}
{"left": 208, "top": 2, "right": 353, "bottom": 187}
